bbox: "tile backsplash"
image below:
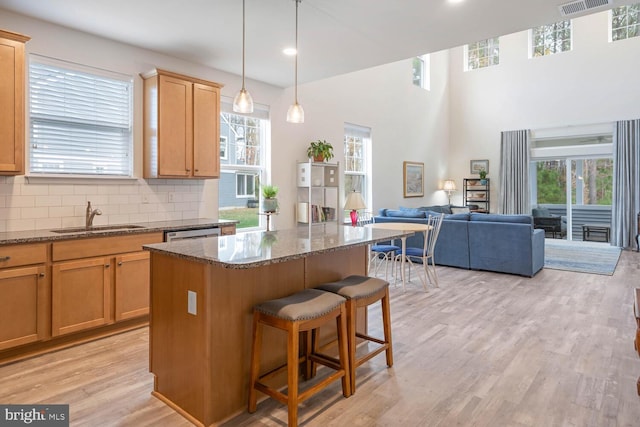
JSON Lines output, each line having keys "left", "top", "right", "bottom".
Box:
{"left": 0, "top": 176, "right": 207, "bottom": 232}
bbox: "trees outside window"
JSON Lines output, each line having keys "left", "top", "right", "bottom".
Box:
{"left": 611, "top": 3, "right": 640, "bottom": 41}
{"left": 466, "top": 38, "right": 499, "bottom": 70}
{"left": 531, "top": 20, "right": 572, "bottom": 57}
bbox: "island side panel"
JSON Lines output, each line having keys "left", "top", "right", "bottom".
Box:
{"left": 207, "top": 258, "right": 306, "bottom": 424}
{"left": 149, "top": 252, "right": 210, "bottom": 425}
{"left": 303, "top": 245, "right": 368, "bottom": 287}
{"left": 304, "top": 246, "right": 369, "bottom": 356}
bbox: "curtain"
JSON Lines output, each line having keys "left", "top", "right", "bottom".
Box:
{"left": 612, "top": 119, "right": 640, "bottom": 249}
{"left": 498, "top": 129, "right": 531, "bottom": 214}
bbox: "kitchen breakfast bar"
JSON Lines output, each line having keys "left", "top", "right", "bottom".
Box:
{"left": 143, "top": 224, "right": 410, "bottom": 426}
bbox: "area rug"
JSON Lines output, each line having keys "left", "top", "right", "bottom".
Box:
{"left": 544, "top": 239, "right": 622, "bottom": 275}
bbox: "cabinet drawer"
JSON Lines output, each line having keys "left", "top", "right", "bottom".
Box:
{"left": 0, "top": 243, "right": 47, "bottom": 268}
{"left": 52, "top": 232, "right": 163, "bottom": 261}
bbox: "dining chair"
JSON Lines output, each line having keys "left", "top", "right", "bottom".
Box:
{"left": 395, "top": 213, "right": 444, "bottom": 290}
{"left": 360, "top": 213, "right": 400, "bottom": 281}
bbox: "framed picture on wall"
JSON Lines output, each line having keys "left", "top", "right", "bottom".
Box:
{"left": 470, "top": 159, "right": 489, "bottom": 175}
{"left": 403, "top": 161, "right": 424, "bottom": 198}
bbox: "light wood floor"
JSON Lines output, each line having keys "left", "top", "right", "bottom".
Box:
{"left": 2, "top": 250, "right": 639, "bottom": 426}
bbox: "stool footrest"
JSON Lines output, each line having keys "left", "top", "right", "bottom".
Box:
{"left": 254, "top": 382, "right": 288, "bottom": 405}
{"left": 356, "top": 332, "right": 386, "bottom": 346}
{"left": 309, "top": 353, "right": 341, "bottom": 371}
{"left": 356, "top": 345, "right": 389, "bottom": 367}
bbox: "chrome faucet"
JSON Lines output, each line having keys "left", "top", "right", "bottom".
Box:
{"left": 86, "top": 201, "right": 102, "bottom": 227}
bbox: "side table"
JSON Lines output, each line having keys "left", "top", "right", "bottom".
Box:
{"left": 581, "top": 223, "right": 610, "bottom": 242}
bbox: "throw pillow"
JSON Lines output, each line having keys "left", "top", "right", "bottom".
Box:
{"left": 451, "top": 207, "right": 470, "bottom": 214}
{"left": 386, "top": 209, "right": 425, "bottom": 218}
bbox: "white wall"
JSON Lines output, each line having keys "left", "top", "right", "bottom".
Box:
{"left": 4, "top": 8, "right": 638, "bottom": 232}
{"left": 448, "top": 11, "right": 640, "bottom": 211}
{"left": 0, "top": 10, "right": 282, "bottom": 231}
{"left": 269, "top": 50, "right": 452, "bottom": 228}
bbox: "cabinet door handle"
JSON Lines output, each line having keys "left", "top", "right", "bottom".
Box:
{"left": 105, "top": 264, "right": 110, "bottom": 268}
{"left": 0, "top": 256, "right": 11, "bottom": 262}
{"left": 39, "top": 272, "right": 45, "bottom": 278}
{"left": 195, "top": 169, "right": 199, "bottom": 172}
{"left": 186, "top": 168, "right": 191, "bottom": 172}
{"left": 117, "top": 261, "right": 123, "bottom": 266}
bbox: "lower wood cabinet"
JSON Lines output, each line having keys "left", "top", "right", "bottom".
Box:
{"left": 115, "top": 251, "right": 150, "bottom": 321}
{"left": 0, "top": 264, "right": 47, "bottom": 351}
{"left": 52, "top": 256, "right": 111, "bottom": 337}
{"left": 51, "top": 232, "right": 163, "bottom": 337}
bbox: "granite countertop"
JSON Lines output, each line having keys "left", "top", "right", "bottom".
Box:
{"left": 143, "top": 224, "right": 412, "bottom": 269}
{"left": 0, "top": 218, "right": 238, "bottom": 245}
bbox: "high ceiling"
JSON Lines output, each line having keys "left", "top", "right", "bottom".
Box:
{"left": 0, "top": 0, "right": 634, "bottom": 87}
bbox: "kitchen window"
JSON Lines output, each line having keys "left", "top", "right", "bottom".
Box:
{"left": 28, "top": 55, "right": 133, "bottom": 177}
{"left": 219, "top": 99, "right": 270, "bottom": 229}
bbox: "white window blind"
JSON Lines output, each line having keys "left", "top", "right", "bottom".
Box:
{"left": 29, "top": 56, "right": 133, "bottom": 176}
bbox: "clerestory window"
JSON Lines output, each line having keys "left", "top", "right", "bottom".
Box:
{"left": 531, "top": 20, "right": 572, "bottom": 57}
{"left": 465, "top": 38, "right": 499, "bottom": 70}
{"left": 611, "top": 3, "right": 640, "bottom": 41}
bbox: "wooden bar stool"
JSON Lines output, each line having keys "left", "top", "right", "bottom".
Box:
{"left": 248, "top": 288, "right": 351, "bottom": 427}
{"left": 315, "top": 275, "right": 392, "bottom": 393}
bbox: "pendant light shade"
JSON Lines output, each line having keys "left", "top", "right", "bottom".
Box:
{"left": 286, "top": 102, "right": 304, "bottom": 123}
{"left": 233, "top": 88, "right": 253, "bottom": 114}
{"left": 233, "top": 0, "right": 254, "bottom": 113}
{"left": 287, "top": 0, "right": 304, "bottom": 123}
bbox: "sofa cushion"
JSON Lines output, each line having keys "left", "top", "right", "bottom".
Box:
{"left": 386, "top": 209, "right": 426, "bottom": 218}
{"left": 446, "top": 212, "right": 470, "bottom": 221}
{"left": 470, "top": 213, "right": 533, "bottom": 226}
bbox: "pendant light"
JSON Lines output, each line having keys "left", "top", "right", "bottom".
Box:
{"left": 286, "top": 0, "right": 304, "bottom": 123}
{"left": 233, "top": 0, "right": 254, "bottom": 113}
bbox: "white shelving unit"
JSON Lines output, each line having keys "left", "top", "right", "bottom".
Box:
{"left": 296, "top": 160, "right": 340, "bottom": 225}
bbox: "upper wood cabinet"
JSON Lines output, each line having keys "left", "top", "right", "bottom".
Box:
{"left": 0, "top": 29, "right": 30, "bottom": 175}
{"left": 142, "top": 69, "right": 222, "bottom": 179}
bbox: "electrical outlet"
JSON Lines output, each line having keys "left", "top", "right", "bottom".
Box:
{"left": 168, "top": 192, "right": 175, "bottom": 203}
{"left": 142, "top": 194, "right": 149, "bottom": 204}
{"left": 188, "top": 290, "right": 197, "bottom": 315}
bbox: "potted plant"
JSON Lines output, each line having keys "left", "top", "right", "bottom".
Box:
{"left": 306, "top": 140, "right": 334, "bottom": 162}
{"left": 261, "top": 184, "right": 279, "bottom": 213}
{"left": 479, "top": 168, "right": 487, "bottom": 185}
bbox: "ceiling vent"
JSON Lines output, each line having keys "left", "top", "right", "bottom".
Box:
{"left": 559, "top": 0, "right": 613, "bottom": 16}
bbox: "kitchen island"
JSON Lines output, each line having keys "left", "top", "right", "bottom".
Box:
{"left": 143, "top": 224, "right": 411, "bottom": 426}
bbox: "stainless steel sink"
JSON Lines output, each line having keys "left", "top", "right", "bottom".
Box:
{"left": 50, "top": 224, "right": 147, "bottom": 234}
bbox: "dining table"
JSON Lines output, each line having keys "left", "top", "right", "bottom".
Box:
{"left": 365, "top": 222, "right": 431, "bottom": 292}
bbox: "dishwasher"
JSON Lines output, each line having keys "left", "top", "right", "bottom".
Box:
{"left": 164, "top": 227, "right": 221, "bottom": 242}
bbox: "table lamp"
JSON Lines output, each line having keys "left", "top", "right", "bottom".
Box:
{"left": 344, "top": 191, "right": 366, "bottom": 226}
{"left": 443, "top": 179, "right": 457, "bottom": 204}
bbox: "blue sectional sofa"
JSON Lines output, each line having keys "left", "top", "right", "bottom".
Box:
{"left": 374, "top": 205, "right": 545, "bottom": 277}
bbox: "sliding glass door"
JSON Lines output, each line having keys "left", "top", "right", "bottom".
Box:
{"left": 532, "top": 157, "right": 612, "bottom": 241}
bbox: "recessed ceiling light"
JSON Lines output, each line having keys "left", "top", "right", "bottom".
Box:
{"left": 283, "top": 47, "right": 297, "bottom": 56}
{"left": 448, "top": 0, "right": 465, "bottom": 3}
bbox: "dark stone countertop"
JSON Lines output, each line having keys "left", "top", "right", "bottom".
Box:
{"left": 0, "top": 218, "right": 238, "bottom": 245}
{"left": 144, "top": 224, "right": 411, "bottom": 269}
